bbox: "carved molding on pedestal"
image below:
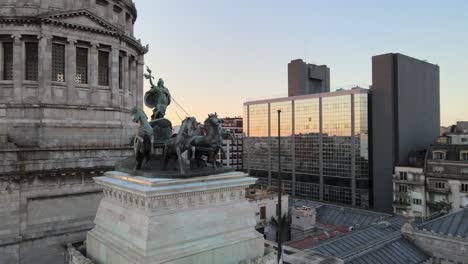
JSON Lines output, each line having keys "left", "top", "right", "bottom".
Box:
{"left": 102, "top": 186, "right": 246, "bottom": 211}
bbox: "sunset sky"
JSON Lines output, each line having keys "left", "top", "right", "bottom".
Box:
{"left": 134, "top": 0, "right": 468, "bottom": 126}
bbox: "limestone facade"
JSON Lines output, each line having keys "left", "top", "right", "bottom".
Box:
{"left": 0, "top": 1, "right": 147, "bottom": 263}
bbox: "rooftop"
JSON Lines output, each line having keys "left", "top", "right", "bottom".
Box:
{"left": 244, "top": 87, "right": 369, "bottom": 105}
{"left": 417, "top": 209, "right": 468, "bottom": 239}
{"left": 428, "top": 144, "right": 468, "bottom": 161}
{"left": 345, "top": 236, "right": 429, "bottom": 264}
{"left": 291, "top": 199, "right": 391, "bottom": 229}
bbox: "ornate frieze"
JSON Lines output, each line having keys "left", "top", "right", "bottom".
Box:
{"left": 102, "top": 185, "right": 248, "bottom": 211}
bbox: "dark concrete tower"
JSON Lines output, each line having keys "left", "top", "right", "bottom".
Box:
{"left": 371, "top": 53, "right": 440, "bottom": 213}
{"left": 288, "top": 59, "right": 330, "bottom": 96}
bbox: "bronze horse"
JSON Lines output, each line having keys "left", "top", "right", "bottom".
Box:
{"left": 163, "top": 117, "right": 199, "bottom": 174}
{"left": 189, "top": 113, "right": 224, "bottom": 171}
{"left": 131, "top": 107, "right": 154, "bottom": 170}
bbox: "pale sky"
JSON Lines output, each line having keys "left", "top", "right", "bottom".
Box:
{"left": 134, "top": 0, "right": 468, "bottom": 126}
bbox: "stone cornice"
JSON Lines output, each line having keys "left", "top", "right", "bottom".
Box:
{"left": 0, "top": 102, "right": 133, "bottom": 112}
{"left": 41, "top": 9, "right": 120, "bottom": 33}
{"left": 0, "top": 15, "right": 148, "bottom": 54}
{"left": 0, "top": 145, "right": 132, "bottom": 153}
{"left": 102, "top": 184, "right": 247, "bottom": 212}
{"left": 95, "top": 171, "right": 258, "bottom": 212}
{"left": 0, "top": 166, "right": 112, "bottom": 183}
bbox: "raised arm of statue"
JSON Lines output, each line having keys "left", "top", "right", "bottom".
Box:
{"left": 144, "top": 67, "right": 156, "bottom": 88}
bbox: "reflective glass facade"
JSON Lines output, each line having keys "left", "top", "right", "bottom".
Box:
{"left": 243, "top": 89, "right": 370, "bottom": 208}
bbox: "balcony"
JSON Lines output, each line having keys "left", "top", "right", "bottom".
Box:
{"left": 392, "top": 175, "right": 424, "bottom": 185}
{"left": 392, "top": 200, "right": 411, "bottom": 209}
{"left": 393, "top": 191, "right": 410, "bottom": 198}
{"left": 427, "top": 186, "right": 451, "bottom": 194}
{"left": 427, "top": 201, "right": 452, "bottom": 211}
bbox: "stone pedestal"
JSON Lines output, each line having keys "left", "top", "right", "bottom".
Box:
{"left": 86, "top": 171, "right": 264, "bottom": 264}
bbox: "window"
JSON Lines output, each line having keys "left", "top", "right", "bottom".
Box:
{"left": 96, "top": 0, "right": 108, "bottom": 6}
{"left": 398, "top": 185, "right": 408, "bottom": 193}
{"left": 118, "top": 55, "right": 123, "bottom": 89}
{"left": 3, "top": 42, "right": 13, "bottom": 80}
{"left": 399, "top": 171, "right": 408, "bottom": 180}
{"left": 260, "top": 206, "right": 266, "bottom": 220}
{"left": 460, "top": 151, "right": 468, "bottom": 161}
{"left": 434, "top": 181, "right": 446, "bottom": 189}
{"left": 98, "top": 51, "right": 109, "bottom": 86}
{"left": 75, "top": 47, "right": 88, "bottom": 84}
{"left": 412, "top": 198, "right": 422, "bottom": 205}
{"left": 113, "top": 5, "right": 122, "bottom": 13}
{"left": 461, "top": 137, "right": 467, "bottom": 143}
{"left": 433, "top": 151, "right": 445, "bottom": 160}
{"left": 432, "top": 166, "right": 444, "bottom": 173}
{"left": 461, "top": 169, "right": 468, "bottom": 175}
{"left": 25, "top": 42, "right": 38, "bottom": 81}
{"left": 461, "top": 183, "right": 468, "bottom": 193}
{"left": 52, "top": 43, "right": 65, "bottom": 82}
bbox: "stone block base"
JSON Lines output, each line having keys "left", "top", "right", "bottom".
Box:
{"left": 87, "top": 171, "right": 264, "bottom": 264}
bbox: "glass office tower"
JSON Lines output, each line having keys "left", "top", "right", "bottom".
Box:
{"left": 243, "top": 88, "right": 370, "bottom": 208}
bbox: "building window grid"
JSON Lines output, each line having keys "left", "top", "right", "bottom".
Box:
{"left": 246, "top": 104, "right": 269, "bottom": 172}
{"left": 399, "top": 171, "right": 408, "bottom": 180}
{"left": 398, "top": 185, "right": 408, "bottom": 193}
{"left": 460, "top": 183, "right": 468, "bottom": 193}
{"left": 3, "top": 42, "right": 13, "bottom": 80}
{"left": 323, "top": 184, "right": 352, "bottom": 205}
{"left": 75, "top": 47, "right": 88, "bottom": 84}
{"left": 52, "top": 43, "right": 65, "bottom": 82}
{"left": 270, "top": 102, "right": 293, "bottom": 174}
{"left": 433, "top": 151, "right": 445, "bottom": 160}
{"left": 294, "top": 99, "right": 320, "bottom": 175}
{"left": 434, "top": 181, "right": 446, "bottom": 189}
{"left": 25, "top": 42, "right": 38, "bottom": 81}
{"left": 98, "top": 50, "right": 109, "bottom": 86}
{"left": 118, "top": 55, "right": 123, "bottom": 89}
{"left": 460, "top": 152, "right": 468, "bottom": 161}
{"left": 322, "top": 96, "right": 352, "bottom": 178}
{"left": 245, "top": 93, "right": 370, "bottom": 208}
{"left": 354, "top": 95, "right": 369, "bottom": 180}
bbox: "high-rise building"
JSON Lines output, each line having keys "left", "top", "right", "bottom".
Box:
{"left": 218, "top": 117, "right": 243, "bottom": 169}
{"left": 0, "top": 1, "right": 147, "bottom": 263}
{"left": 288, "top": 59, "right": 330, "bottom": 96}
{"left": 372, "top": 53, "right": 440, "bottom": 213}
{"left": 243, "top": 88, "right": 370, "bottom": 208}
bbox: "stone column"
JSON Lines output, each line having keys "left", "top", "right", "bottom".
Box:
{"left": 89, "top": 42, "right": 99, "bottom": 105}
{"left": 66, "top": 38, "right": 77, "bottom": 104}
{"left": 136, "top": 56, "right": 144, "bottom": 109}
{"left": 108, "top": 4, "right": 114, "bottom": 23}
{"left": 38, "top": 34, "right": 53, "bottom": 104}
{"left": 122, "top": 53, "right": 129, "bottom": 109}
{"left": 12, "top": 34, "right": 22, "bottom": 103}
{"left": 130, "top": 57, "right": 137, "bottom": 107}
{"left": 111, "top": 46, "right": 120, "bottom": 108}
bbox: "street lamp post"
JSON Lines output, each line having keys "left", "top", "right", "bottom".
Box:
{"left": 277, "top": 109, "right": 282, "bottom": 262}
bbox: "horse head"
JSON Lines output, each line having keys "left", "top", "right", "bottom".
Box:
{"left": 131, "top": 107, "right": 147, "bottom": 123}
{"left": 205, "top": 113, "right": 222, "bottom": 128}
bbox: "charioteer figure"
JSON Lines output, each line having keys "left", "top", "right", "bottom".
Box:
{"left": 144, "top": 67, "right": 171, "bottom": 120}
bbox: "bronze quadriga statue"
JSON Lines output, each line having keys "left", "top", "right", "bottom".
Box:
{"left": 123, "top": 67, "right": 234, "bottom": 177}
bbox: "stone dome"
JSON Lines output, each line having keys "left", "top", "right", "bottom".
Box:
{"left": 0, "top": 0, "right": 148, "bottom": 148}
